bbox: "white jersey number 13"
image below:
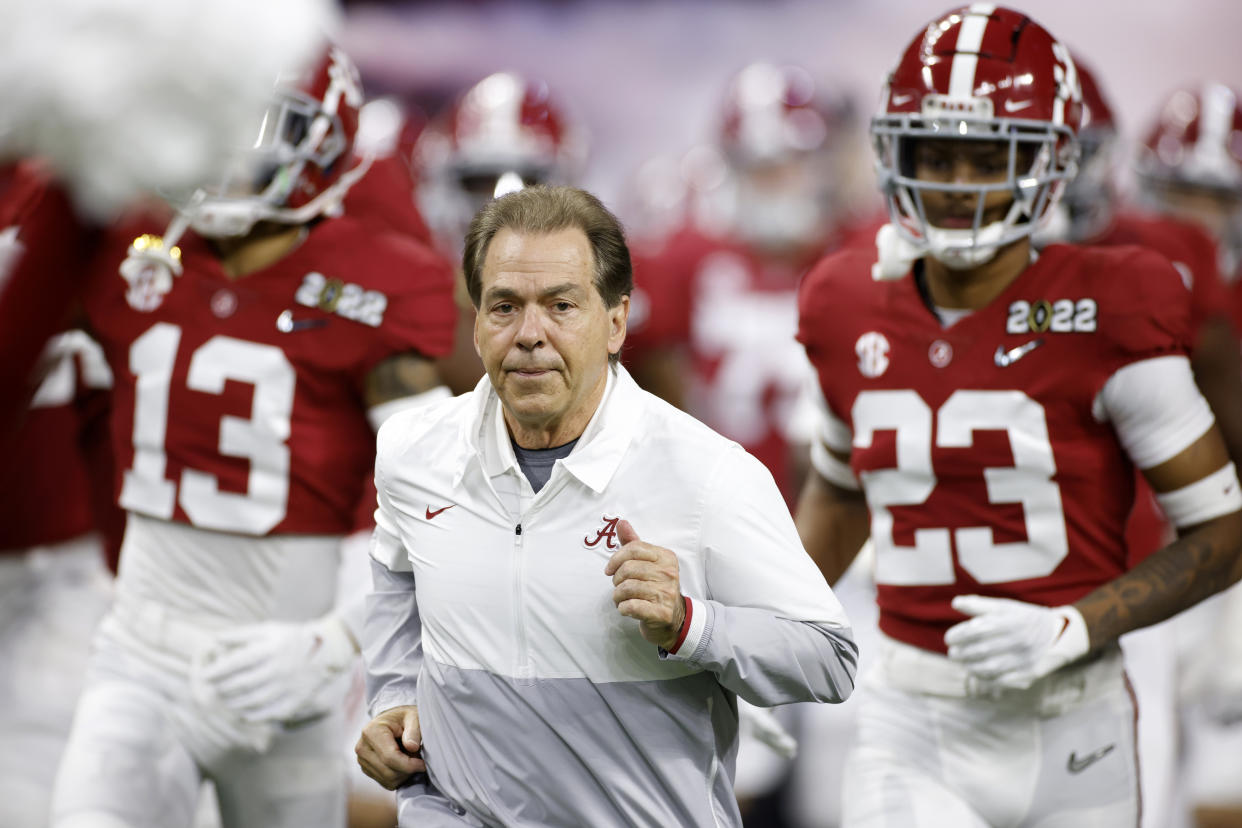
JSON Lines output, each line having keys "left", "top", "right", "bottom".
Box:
{"left": 120, "top": 322, "right": 295, "bottom": 535}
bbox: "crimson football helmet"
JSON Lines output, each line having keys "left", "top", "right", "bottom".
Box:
{"left": 1135, "top": 83, "right": 1242, "bottom": 261}
{"left": 414, "top": 72, "right": 584, "bottom": 253}
{"left": 871, "top": 5, "right": 1082, "bottom": 269}
{"left": 715, "top": 62, "right": 858, "bottom": 251}
{"left": 186, "top": 45, "right": 368, "bottom": 238}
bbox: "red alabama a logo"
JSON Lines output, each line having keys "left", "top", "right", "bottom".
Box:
{"left": 584, "top": 516, "right": 621, "bottom": 550}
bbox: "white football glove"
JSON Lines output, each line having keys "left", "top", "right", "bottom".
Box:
{"left": 944, "top": 595, "right": 1089, "bottom": 690}
{"left": 195, "top": 614, "right": 357, "bottom": 724}
{"left": 167, "top": 691, "right": 275, "bottom": 766}
{"left": 738, "top": 700, "right": 798, "bottom": 760}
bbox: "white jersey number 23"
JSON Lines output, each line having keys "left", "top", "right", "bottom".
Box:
{"left": 854, "top": 389, "right": 1069, "bottom": 586}
{"left": 120, "top": 322, "right": 295, "bottom": 535}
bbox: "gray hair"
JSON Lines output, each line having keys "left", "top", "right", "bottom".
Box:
{"left": 462, "top": 185, "right": 633, "bottom": 311}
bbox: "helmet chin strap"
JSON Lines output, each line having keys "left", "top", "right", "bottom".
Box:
{"left": 925, "top": 221, "right": 1007, "bottom": 270}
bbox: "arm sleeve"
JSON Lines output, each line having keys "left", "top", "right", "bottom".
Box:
{"left": 664, "top": 446, "right": 858, "bottom": 706}
{"left": 1097, "top": 355, "right": 1215, "bottom": 470}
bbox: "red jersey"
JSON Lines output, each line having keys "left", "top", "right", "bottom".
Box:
{"left": 0, "top": 332, "right": 115, "bottom": 553}
{"left": 627, "top": 222, "right": 873, "bottom": 500}
{"left": 343, "top": 154, "right": 432, "bottom": 245}
{"left": 0, "top": 162, "right": 102, "bottom": 436}
{"left": 82, "top": 216, "right": 456, "bottom": 538}
{"left": 798, "top": 243, "right": 1193, "bottom": 653}
{"left": 1094, "top": 211, "right": 1229, "bottom": 331}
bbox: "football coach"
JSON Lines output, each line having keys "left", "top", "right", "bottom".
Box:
{"left": 355, "top": 185, "right": 857, "bottom": 827}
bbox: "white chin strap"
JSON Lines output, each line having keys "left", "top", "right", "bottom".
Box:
{"left": 872, "top": 223, "right": 922, "bottom": 281}
{"left": 872, "top": 220, "right": 1010, "bottom": 281}
{"left": 925, "top": 221, "right": 1007, "bottom": 270}
{"left": 189, "top": 199, "right": 267, "bottom": 238}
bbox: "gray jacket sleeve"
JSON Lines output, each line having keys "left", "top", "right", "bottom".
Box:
{"left": 363, "top": 553, "right": 422, "bottom": 717}
{"left": 664, "top": 445, "right": 857, "bottom": 706}
{"left": 362, "top": 450, "right": 423, "bottom": 716}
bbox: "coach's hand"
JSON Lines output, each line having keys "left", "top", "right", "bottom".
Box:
{"left": 605, "top": 520, "right": 686, "bottom": 651}
{"left": 356, "top": 705, "right": 424, "bottom": 790}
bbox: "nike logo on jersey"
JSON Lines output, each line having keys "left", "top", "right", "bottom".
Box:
{"left": 426, "top": 505, "right": 455, "bottom": 520}
{"left": 994, "top": 339, "right": 1044, "bottom": 367}
{"left": 1003, "top": 99, "right": 1034, "bottom": 112}
{"left": 276, "top": 309, "right": 329, "bottom": 333}
{"left": 1067, "top": 744, "right": 1115, "bottom": 774}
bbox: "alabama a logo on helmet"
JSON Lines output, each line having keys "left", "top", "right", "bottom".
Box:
{"left": 855, "top": 332, "right": 890, "bottom": 378}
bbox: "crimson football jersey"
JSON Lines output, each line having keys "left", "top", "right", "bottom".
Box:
{"left": 0, "top": 162, "right": 103, "bottom": 437}
{"left": 1094, "top": 212, "right": 1229, "bottom": 331}
{"left": 343, "top": 154, "right": 432, "bottom": 245}
{"left": 0, "top": 333, "right": 115, "bottom": 554}
{"left": 798, "top": 243, "right": 1193, "bottom": 653}
{"left": 627, "top": 220, "right": 877, "bottom": 500}
{"left": 82, "top": 216, "right": 456, "bottom": 538}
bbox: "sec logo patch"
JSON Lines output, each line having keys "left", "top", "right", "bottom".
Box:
{"left": 855, "top": 332, "right": 890, "bottom": 378}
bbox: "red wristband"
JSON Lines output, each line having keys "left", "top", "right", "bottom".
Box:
{"left": 669, "top": 595, "right": 692, "bottom": 655}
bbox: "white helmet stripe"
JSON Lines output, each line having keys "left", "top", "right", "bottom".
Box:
{"left": 949, "top": 4, "right": 996, "bottom": 99}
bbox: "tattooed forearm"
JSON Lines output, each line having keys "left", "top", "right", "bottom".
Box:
{"left": 1075, "top": 511, "right": 1242, "bottom": 649}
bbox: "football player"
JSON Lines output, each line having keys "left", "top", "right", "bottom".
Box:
{"left": 1134, "top": 81, "right": 1242, "bottom": 828}
{"left": 624, "top": 62, "right": 877, "bottom": 503}
{"left": 0, "top": 162, "right": 120, "bottom": 828}
{"left": 413, "top": 71, "right": 585, "bottom": 395}
{"left": 1036, "top": 56, "right": 1242, "bottom": 828}
{"left": 0, "top": 0, "right": 330, "bottom": 436}
{"left": 1137, "top": 83, "right": 1242, "bottom": 287}
{"left": 50, "top": 46, "right": 457, "bottom": 828}
{"left": 795, "top": 6, "right": 1242, "bottom": 825}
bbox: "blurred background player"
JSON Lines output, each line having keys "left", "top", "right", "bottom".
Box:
{"left": 797, "top": 6, "right": 1242, "bottom": 825}
{"left": 0, "top": 162, "right": 121, "bottom": 828}
{"left": 413, "top": 70, "right": 586, "bottom": 395}
{"left": 0, "top": 0, "right": 332, "bottom": 435}
{"left": 1037, "top": 59, "right": 1242, "bottom": 828}
{"left": 624, "top": 61, "right": 877, "bottom": 504}
{"left": 618, "top": 62, "right": 880, "bottom": 827}
{"left": 344, "top": 96, "right": 434, "bottom": 245}
{"left": 1137, "top": 83, "right": 1242, "bottom": 288}
{"left": 1134, "top": 81, "right": 1242, "bottom": 828}
{"left": 50, "top": 45, "right": 457, "bottom": 828}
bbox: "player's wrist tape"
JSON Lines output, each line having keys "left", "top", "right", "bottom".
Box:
{"left": 367, "top": 386, "right": 453, "bottom": 431}
{"left": 810, "top": 440, "right": 860, "bottom": 490}
{"left": 1155, "top": 462, "right": 1242, "bottom": 528}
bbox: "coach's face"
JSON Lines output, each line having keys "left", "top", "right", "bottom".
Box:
{"left": 475, "top": 227, "right": 628, "bottom": 448}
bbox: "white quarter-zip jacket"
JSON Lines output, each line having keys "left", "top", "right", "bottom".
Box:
{"left": 364, "top": 365, "right": 856, "bottom": 827}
